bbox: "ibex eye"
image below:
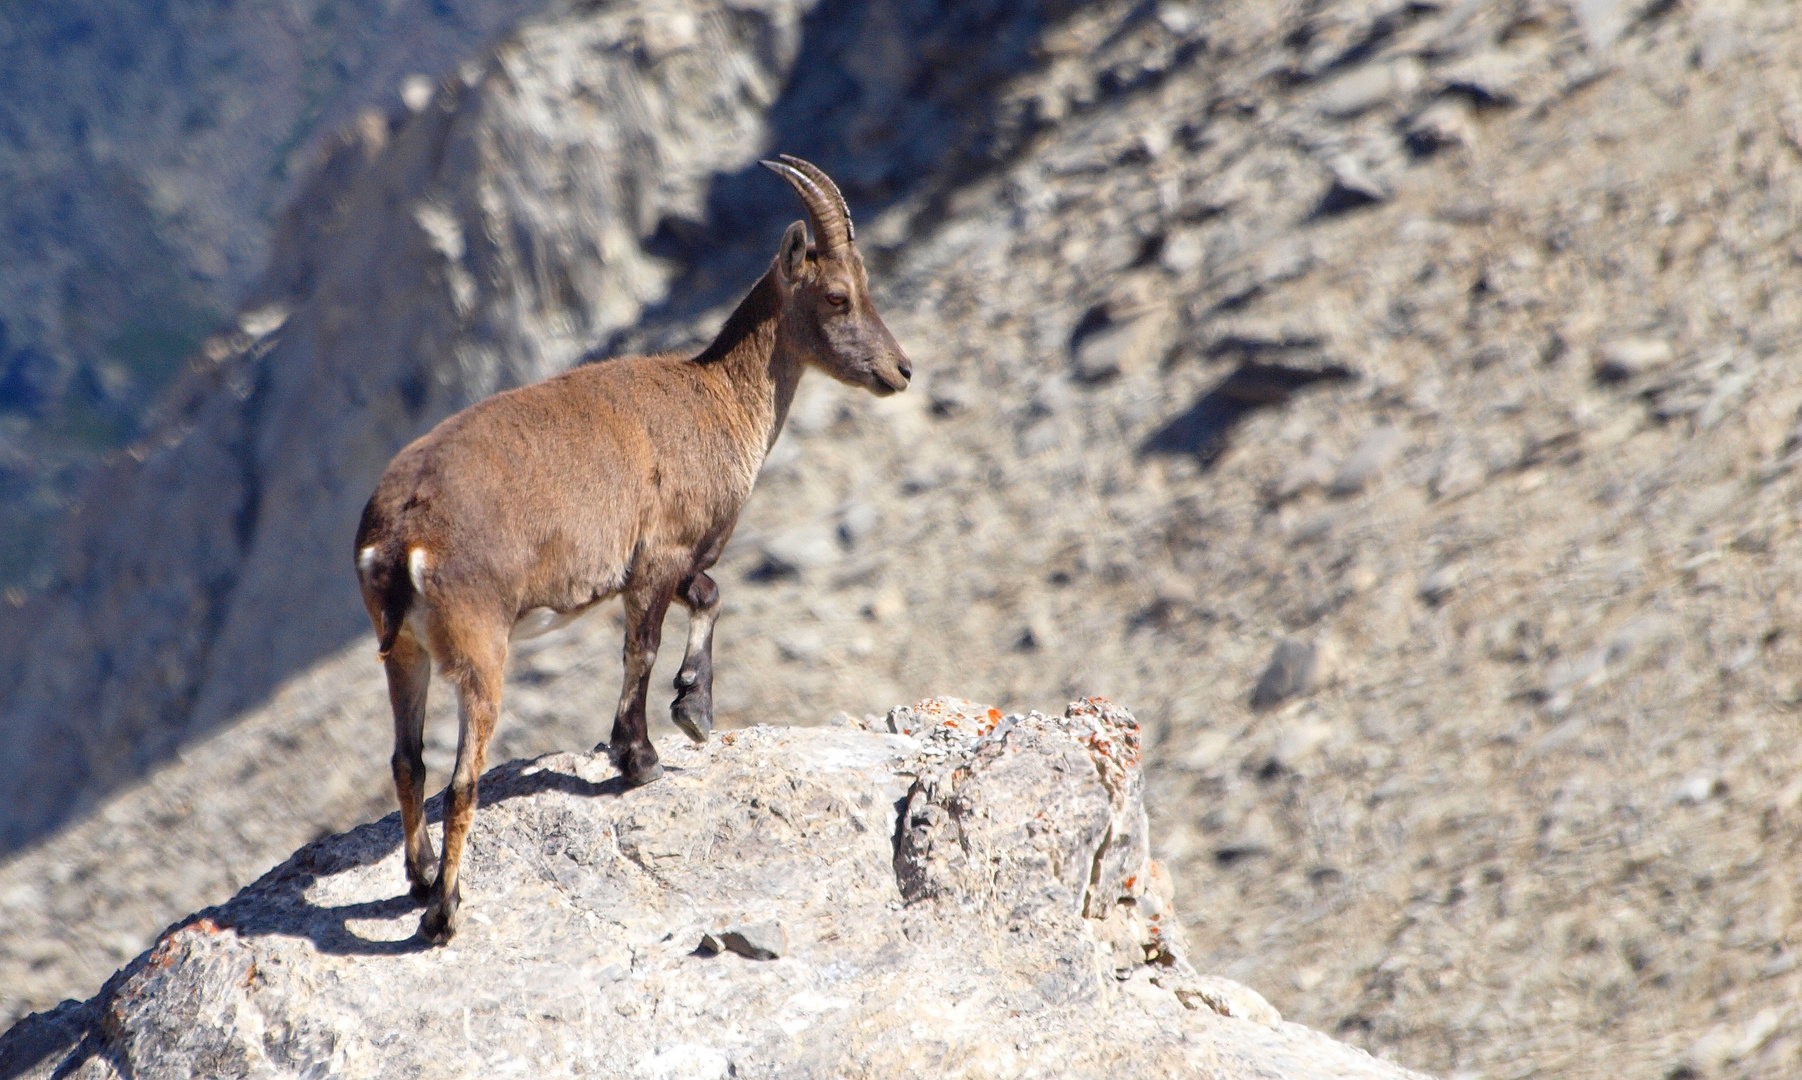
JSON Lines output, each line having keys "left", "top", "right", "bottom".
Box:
{"left": 826, "top": 291, "right": 848, "bottom": 307}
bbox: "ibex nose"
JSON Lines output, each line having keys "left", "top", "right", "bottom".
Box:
{"left": 897, "top": 358, "right": 913, "bottom": 382}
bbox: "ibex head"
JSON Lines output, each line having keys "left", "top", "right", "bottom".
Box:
{"left": 761, "top": 155, "right": 912, "bottom": 396}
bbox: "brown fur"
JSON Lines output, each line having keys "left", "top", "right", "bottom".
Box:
{"left": 352, "top": 159, "right": 910, "bottom": 943}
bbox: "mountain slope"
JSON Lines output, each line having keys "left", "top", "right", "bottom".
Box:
{"left": 0, "top": 0, "right": 553, "bottom": 588}
{"left": 7, "top": 1, "right": 1802, "bottom": 1077}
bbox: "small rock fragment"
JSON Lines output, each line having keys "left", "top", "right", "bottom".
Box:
{"left": 1406, "top": 96, "right": 1476, "bottom": 154}
{"left": 1271, "top": 720, "right": 1335, "bottom": 770}
{"left": 1671, "top": 773, "right": 1725, "bottom": 806}
{"left": 1429, "top": 442, "right": 1485, "bottom": 500}
{"left": 928, "top": 376, "right": 973, "bottom": 417}
{"left": 759, "top": 525, "right": 840, "bottom": 574}
{"left": 1418, "top": 565, "right": 1461, "bottom": 605}
{"left": 1274, "top": 447, "right": 1335, "bottom": 501}
{"left": 400, "top": 73, "right": 434, "bottom": 112}
{"left": 773, "top": 629, "right": 825, "bottom": 664}
{"left": 1329, "top": 426, "right": 1406, "bottom": 495}
{"left": 1468, "top": 341, "right": 1530, "bottom": 371}
{"left": 1323, "top": 153, "right": 1391, "bottom": 208}
{"left": 1288, "top": 511, "right": 1336, "bottom": 546}
{"left": 1030, "top": 374, "right": 1073, "bottom": 417}
{"left": 1316, "top": 58, "right": 1424, "bottom": 118}
{"left": 1594, "top": 337, "right": 1676, "bottom": 382}
{"left": 1070, "top": 308, "right": 1168, "bottom": 383}
{"left": 866, "top": 586, "right": 906, "bottom": 623}
{"left": 1167, "top": 974, "right": 1283, "bottom": 1028}
{"left": 237, "top": 303, "right": 292, "bottom": 339}
{"left": 836, "top": 502, "right": 881, "bottom": 547}
{"left": 1251, "top": 636, "right": 1337, "bottom": 711}
{"left": 900, "top": 458, "right": 956, "bottom": 493}
{"left": 718, "top": 922, "right": 786, "bottom": 961}
{"left": 1436, "top": 49, "right": 1528, "bottom": 105}
{"left": 1159, "top": 228, "right": 1205, "bottom": 274}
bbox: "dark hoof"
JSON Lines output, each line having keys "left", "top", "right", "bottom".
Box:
{"left": 612, "top": 742, "right": 664, "bottom": 788}
{"left": 620, "top": 761, "right": 664, "bottom": 788}
{"left": 406, "top": 859, "right": 439, "bottom": 904}
{"left": 671, "top": 690, "right": 712, "bottom": 744}
{"left": 408, "top": 876, "right": 434, "bottom": 904}
{"left": 417, "top": 891, "right": 460, "bottom": 944}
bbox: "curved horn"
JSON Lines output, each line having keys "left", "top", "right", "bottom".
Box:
{"left": 759, "top": 155, "right": 854, "bottom": 250}
{"left": 778, "top": 155, "right": 854, "bottom": 244}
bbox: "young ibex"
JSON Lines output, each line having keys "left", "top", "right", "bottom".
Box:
{"left": 354, "top": 156, "right": 911, "bottom": 942}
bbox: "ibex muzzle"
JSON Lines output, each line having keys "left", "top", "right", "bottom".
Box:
{"left": 354, "top": 156, "right": 908, "bottom": 943}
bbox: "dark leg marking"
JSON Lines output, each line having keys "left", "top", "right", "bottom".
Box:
{"left": 599, "top": 580, "right": 675, "bottom": 787}
{"left": 670, "top": 570, "right": 720, "bottom": 744}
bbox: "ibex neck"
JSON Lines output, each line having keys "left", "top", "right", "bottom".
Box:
{"left": 693, "top": 270, "right": 803, "bottom": 452}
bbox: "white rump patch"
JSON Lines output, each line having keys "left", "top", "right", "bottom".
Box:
{"left": 407, "top": 548, "right": 429, "bottom": 593}
{"left": 356, "top": 545, "right": 377, "bottom": 579}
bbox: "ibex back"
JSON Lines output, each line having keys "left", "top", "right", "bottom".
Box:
{"left": 353, "top": 157, "right": 911, "bottom": 943}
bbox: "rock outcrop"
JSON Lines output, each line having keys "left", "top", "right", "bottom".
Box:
{"left": 0, "top": 700, "right": 1422, "bottom": 1080}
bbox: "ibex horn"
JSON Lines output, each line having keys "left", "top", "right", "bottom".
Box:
{"left": 759, "top": 154, "right": 854, "bottom": 250}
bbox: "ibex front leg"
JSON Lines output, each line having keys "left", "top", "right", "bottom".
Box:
{"left": 670, "top": 570, "right": 720, "bottom": 743}
{"left": 602, "top": 580, "right": 673, "bottom": 786}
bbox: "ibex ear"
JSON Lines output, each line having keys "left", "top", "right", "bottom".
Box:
{"left": 776, "top": 220, "right": 809, "bottom": 286}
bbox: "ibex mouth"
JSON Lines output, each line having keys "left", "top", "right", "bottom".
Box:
{"left": 870, "top": 354, "right": 911, "bottom": 394}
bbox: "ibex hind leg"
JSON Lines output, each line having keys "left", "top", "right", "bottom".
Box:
{"left": 419, "top": 617, "right": 506, "bottom": 945}
{"left": 382, "top": 633, "right": 436, "bottom": 902}
{"left": 670, "top": 570, "right": 720, "bottom": 744}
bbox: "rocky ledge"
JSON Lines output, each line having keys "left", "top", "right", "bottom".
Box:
{"left": 0, "top": 699, "right": 1424, "bottom": 1079}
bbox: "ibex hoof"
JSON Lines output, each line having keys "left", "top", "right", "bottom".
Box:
{"left": 611, "top": 743, "right": 664, "bottom": 788}
{"left": 417, "top": 894, "right": 460, "bottom": 945}
{"left": 408, "top": 876, "right": 434, "bottom": 904}
{"left": 406, "top": 858, "right": 439, "bottom": 904}
{"left": 671, "top": 692, "right": 712, "bottom": 744}
{"left": 620, "top": 761, "right": 664, "bottom": 788}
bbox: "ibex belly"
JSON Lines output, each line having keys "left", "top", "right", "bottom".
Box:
{"left": 510, "top": 604, "right": 598, "bottom": 642}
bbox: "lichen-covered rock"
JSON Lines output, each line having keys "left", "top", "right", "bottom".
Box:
{"left": 0, "top": 701, "right": 1424, "bottom": 1080}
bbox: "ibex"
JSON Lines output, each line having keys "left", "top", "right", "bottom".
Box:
{"left": 354, "top": 157, "right": 911, "bottom": 943}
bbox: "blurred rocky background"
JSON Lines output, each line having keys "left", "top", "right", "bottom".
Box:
{"left": 4, "top": 0, "right": 1802, "bottom": 1077}
{"left": 0, "top": 0, "right": 554, "bottom": 591}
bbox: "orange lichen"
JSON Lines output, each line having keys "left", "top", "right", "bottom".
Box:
{"left": 146, "top": 940, "right": 177, "bottom": 971}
